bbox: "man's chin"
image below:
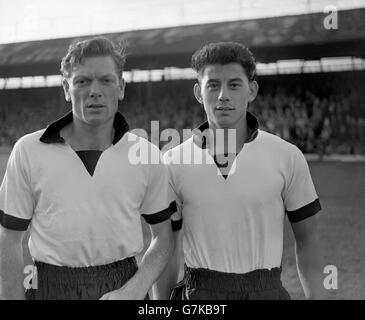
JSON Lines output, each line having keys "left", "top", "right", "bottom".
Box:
{"left": 83, "top": 114, "right": 111, "bottom": 126}
{"left": 215, "top": 118, "right": 234, "bottom": 129}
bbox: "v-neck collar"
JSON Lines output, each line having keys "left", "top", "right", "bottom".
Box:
{"left": 75, "top": 150, "right": 103, "bottom": 176}
{"left": 192, "top": 112, "right": 259, "bottom": 180}
{"left": 40, "top": 111, "right": 129, "bottom": 177}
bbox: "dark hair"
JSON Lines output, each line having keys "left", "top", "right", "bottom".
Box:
{"left": 60, "top": 37, "right": 127, "bottom": 79}
{"left": 191, "top": 42, "right": 256, "bottom": 81}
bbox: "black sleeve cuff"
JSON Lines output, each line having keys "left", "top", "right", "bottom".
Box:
{"left": 287, "top": 198, "right": 321, "bottom": 223}
{"left": 142, "top": 201, "right": 177, "bottom": 225}
{"left": 0, "top": 209, "right": 31, "bottom": 231}
{"left": 171, "top": 218, "right": 183, "bottom": 232}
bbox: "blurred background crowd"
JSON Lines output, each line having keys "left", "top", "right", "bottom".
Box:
{"left": 1, "top": 74, "right": 364, "bottom": 155}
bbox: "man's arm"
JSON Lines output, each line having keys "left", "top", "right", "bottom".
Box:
{"left": 291, "top": 214, "right": 327, "bottom": 299}
{"left": 100, "top": 219, "right": 174, "bottom": 300}
{"left": 0, "top": 224, "right": 26, "bottom": 300}
{"left": 153, "top": 229, "right": 182, "bottom": 299}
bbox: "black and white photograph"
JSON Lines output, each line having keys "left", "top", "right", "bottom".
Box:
{"left": 0, "top": 0, "right": 364, "bottom": 307}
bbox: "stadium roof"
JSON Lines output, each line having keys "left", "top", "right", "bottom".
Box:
{"left": 0, "top": 8, "right": 364, "bottom": 78}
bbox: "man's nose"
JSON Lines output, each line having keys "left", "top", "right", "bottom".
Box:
{"left": 218, "top": 85, "right": 230, "bottom": 102}
{"left": 89, "top": 80, "right": 102, "bottom": 97}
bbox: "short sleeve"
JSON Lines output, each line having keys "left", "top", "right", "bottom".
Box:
{"left": 163, "top": 150, "right": 183, "bottom": 232}
{"left": 283, "top": 147, "right": 321, "bottom": 223}
{"left": 140, "top": 145, "right": 176, "bottom": 225}
{"left": 0, "top": 139, "right": 34, "bottom": 230}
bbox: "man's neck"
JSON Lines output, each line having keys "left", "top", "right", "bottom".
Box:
{"left": 208, "top": 118, "right": 248, "bottom": 155}
{"left": 61, "top": 118, "right": 115, "bottom": 151}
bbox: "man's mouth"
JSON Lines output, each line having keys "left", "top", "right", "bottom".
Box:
{"left": 216, "top": 105, "right": 234, "bottom": 111}
{"left": 87, "top": 104, "right": 105, "bottom": 109}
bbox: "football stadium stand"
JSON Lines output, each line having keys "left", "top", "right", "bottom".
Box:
{"left": 0, "top": 8, "right": 364, "bottom": 155}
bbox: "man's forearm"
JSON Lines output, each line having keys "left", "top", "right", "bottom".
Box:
{"left": 123, "top": 234, "right": 174, "bottom": 299}
{"left": 295, "top": 240, "right": 326, "bottom": 299}
{"left": 0, "top": 243, "right": 25, "bottom": 299}
{"left": 153, "top": 231, "right": 181, "bottom": 300}
{"left": 152, "top": 248, "right": 180, "bottom": 299}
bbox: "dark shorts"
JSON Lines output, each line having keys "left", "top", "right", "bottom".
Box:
{"left": 170, "top": 265, "right": 291, "bottom": 300}
{"left": 25, "top": 257, "right": 142, "bottom": 300}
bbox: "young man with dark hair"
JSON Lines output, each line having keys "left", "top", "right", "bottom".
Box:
{"left": 0, "top": 37, "right": 176, "bottom": 300}
{"left": 158, "top": 42, "right": 324, "bottom": 300}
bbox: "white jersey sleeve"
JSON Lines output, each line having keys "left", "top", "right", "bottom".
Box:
{"left": 0, "top": 138, "right": 34, "bottom": 230}
{"left": 283, "top": 146, "right": 321, "bottom": 223}
{"left": 140, "top": 144, "right": 176, "bottom": 224}
{"left": 163, "top": 149, "right": 183, "bottom": 231}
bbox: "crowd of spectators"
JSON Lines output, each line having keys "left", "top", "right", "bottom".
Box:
{"left": 0, "top": 93, "right": 68, "bottom": 147}
{"left": 120, "top": 83, "right": 365, "bottom": 155}
{"left": 1, "top": 82, "right": 365, "bottom": 155}
{"left": 250, "top": 88, "right": 365, "bottom": 155}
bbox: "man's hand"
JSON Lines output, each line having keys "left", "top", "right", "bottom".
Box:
{"left": 99, "top": 284, "right": 146, "bottom": 300}
{"left": 100, "top": 219, "right": 173, "bottom": 300}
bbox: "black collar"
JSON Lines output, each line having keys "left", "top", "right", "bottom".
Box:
{"left": 40, "top": 111, "right": 129, "bottom": 145}
{"left": 195, "top": 111, "right": 259, "bottom": 149}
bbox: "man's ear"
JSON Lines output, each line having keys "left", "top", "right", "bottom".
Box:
{"left": 62, "top": 78, "right": 71, "bottom": 102}
{"left": 193, "top": 82, "right": 203, "bottom": 104}
{"left": 118, "top": 77, "right": 126, "bottom": 101}
{"left": 248, "top": 80, "right": 259, "bottom": 103}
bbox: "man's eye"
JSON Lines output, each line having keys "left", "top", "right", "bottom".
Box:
{"left": 207, "top": 83, "right": 218, "bottom": 89}
{"left": 230, "top": 83, "right": 240, "bottom": 88}
{"left": 76, "top": 79, "right": 88, "bottom": 85}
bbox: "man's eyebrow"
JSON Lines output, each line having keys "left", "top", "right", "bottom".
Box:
{"left": 73, "top": 75, "right": 90, "bottom": 81}
{"left": 229, "top": 78, "right": 244, "bottom": 82}
{"left": 100, "top": 74, "right": 117, "bottom": 78}
{"left": 73, "top": 73, "right": 116, "bottom": 80}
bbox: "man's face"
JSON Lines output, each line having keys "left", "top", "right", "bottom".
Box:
{"left": 63, "top": 55, "right": 125, "bottom": 126}
{"left": 194, "top": 62, "right": 258, "bottom": 129}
